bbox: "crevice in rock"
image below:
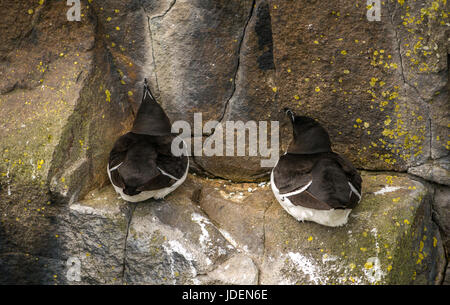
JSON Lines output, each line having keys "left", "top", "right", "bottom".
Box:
{"left": 121, "top": 203, "right": 137, "bottom": 283}
{"left": 428, "top": 117, "right": 433, "bottom": 160}
{"left": 356, "top": 168, "right": 407, "bottom": 173}
{"left": 140, "top": 2, "right": 161, "bottom": 98}
{"left": 212, "top": 0, "right": 256, "bottom": 129}
{"left": 258, "top": 200, "right": 272, "bottom": 285}
{"left": 427, "top": 181, "right": 450, "bottom": 271}
{"left": 146, "top": 15, "right": 160, "bottom": 97}
{"left": 189, "top": 155, "right": 223, "bottom": 179}
{"left": 16, "top": 2, "right": 47, "bottom": 49}
{"left": 427, "top": 183, "right": 448, "bottom": 284}
{"left": 57, "top": 213, "right": 106, "bottom": 283}
{"left": 0, "top": 82, "right": 18, "bottom": 95}
{"left": 387, "top": 2, "right": 434, "bottom": 161}
{"left": 387, "top": 3, "right": 424, "bottom": 102}
{"left": 189, "top": 158, "right": 271, "bottom": 183}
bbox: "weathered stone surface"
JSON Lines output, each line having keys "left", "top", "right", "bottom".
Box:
{"left": 0, "top": 0, "right": 135, "bottom": 203}
{"left": 123, "top": 179, "right": 235, "bottom": 284}
{"left": 1, "top": 172, "right": 447, "bottom": 284}
{"left": 90, "top": 0, "right": 254, "bottom": 125}
{"left": 194, "top": 175, "right": 272, "bottom": 257}
{"left": 0, "top": 0, "right": 448, "bottom": 285}
{"left": 193, "top": 0, "right": 280, "bottom": 181}
{"left": 445, "top": 265, "right": 450, "bottom": 285}
{"left": 433, "top": 185, "right": 450, "bottom": 252}
{"left": 0, "top": 2, "right": 138, "bottom": 284}
{"left": 204, "top": 253, "right": 259, "bottom": 285}
{"left": 0, "top": 0, "right": 94, "bottom": 188}
{"left": 56, "top": 187, "right": 132, "bottom": 284}
{"left": 260, "top": 172, "right": 445, "bottom": 284}
{"left": 0, "top": 0, "right": 96, "bottom": 273}
{"left": 269, "top": 0, "right": 449, "bottom": 174}
{"left": 408, "top": 159, "right": 450, "bottom": 186}
{"left": 28, "top": 0, "right": 446, "bottom": 184}
{"left": 0, "top": 253, "right": 66, "bottom": 285}
{"left": 149, "top": 0, "right": 255, "bottom": 127}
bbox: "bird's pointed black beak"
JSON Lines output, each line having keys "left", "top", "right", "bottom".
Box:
{"left": 142, "top": 78, "right": 156, "bottom": 102}
{"left": 284, "top": 107, "right": 295, "bottom": 123}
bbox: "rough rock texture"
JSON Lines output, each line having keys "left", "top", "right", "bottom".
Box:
{"left": 1, "top": 172, "right": 446, "bottom": 284}
{"left": 57, "top": 187, "right": 132, "bottom": 284}
{"left": 270, "top": 0, "right": 449, "bottom": 174}
{"left": 86, "top": 0, "right": 449, "bottom": 181}
{"left": 193, "top": 0, "right": 280, "bottom": 181}
{"left": 203, "top": 254, "right": 259, "bottom": 285}
{"left": 0, "top": 0, "right": 96, "bottom": 274}
{"left": 408, "top": 159, "right": 450, "bottom": 186}
{"left": 0, "top": 0, "right": 448, "bottom": 284}
{"left": 123, "top": 181, "right": 235, "bottom": 285}
{"left": 0, "top": 0, "right": 132, "bottom": 283}
{"left": 433, "top": 185, "right": 450, "bottom": 258}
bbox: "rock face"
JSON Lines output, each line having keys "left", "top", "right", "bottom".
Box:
{"left": 89, "top": 0, "right": 449, "bottom": 182}
{"left": 1, "top": 172, "right": 446, "bottom": 285}
{"left": 123, "top": 183, "right": 235, "bottom": 285}
{"left": 88, "top": 0, "right": 449, "bottom": 181}
{"left": 270, "top": 0, "right": 449, "bottom": 174}
{"left": 0, "top": 0, "right": 448, "bottom": 284}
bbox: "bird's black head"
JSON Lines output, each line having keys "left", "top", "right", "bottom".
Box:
{"left": 131, "top": 78, "right": 172, "bottom": 136}
{"left": 284, "top": 108, "right": 332, "bottom": 154}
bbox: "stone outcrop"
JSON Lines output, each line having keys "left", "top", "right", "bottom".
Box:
{"left": 1, "top": 172, "right": 446, "bottom": 285}
{"left": 0, "top": 0, "right": 448, "bottom": 284}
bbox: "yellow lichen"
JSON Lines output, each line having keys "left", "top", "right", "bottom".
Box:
{"left": 105, "top": 89, "right": 111, "bottom": 102}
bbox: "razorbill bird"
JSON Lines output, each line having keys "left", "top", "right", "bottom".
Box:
{"left": 107, "top": 79, "right": 189, "bottom": 202}
{"left": 270, "top": 108, "right": 362, "bottom": 227}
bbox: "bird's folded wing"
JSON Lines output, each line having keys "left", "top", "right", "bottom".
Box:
{"left": 108, "top": 133, "right": 137, "bottom": 169}
{"left": 117, "top": 157, "right": 161, "bottom": 187}
{"left": 137, "top": 173, "right": 173, "bottom": 191}
{"left": 286, "top": 190, "right": 335, "bottom": 210}
{"left": 273, "top": 157, "right": 333, "bottom": 210}
{"left": 332, "top": 153, "right": 361, "bottom": 190}
{"left": 110, "top": 169, "right": 125, "bottom": 189}
{"left": 308, "top": 158, "right": 352, "bottom": 209}
{"left": 273, "top": 155, "right": 314, "bottom": 195}
{"left": 332, "top": 153, "right": 362, "bottom": 208}
{"left": 156, "top": 152, "right": 188, "bottom": 180}
{"left": 137, "top": 148, "right": 188, "bottom": 191}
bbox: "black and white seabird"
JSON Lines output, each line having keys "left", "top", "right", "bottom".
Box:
{"left": 270, "top": 108, "right": 362, "bottom": 227}
{"left": 107, "top": 79, "right": 189, "bottom": 202}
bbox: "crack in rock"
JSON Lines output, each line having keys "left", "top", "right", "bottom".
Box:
{"left": 121, "top": 203, "right": 136, "bottom": 283}
{"left": 210, "top": 0, "right": 257, "bottom": 130}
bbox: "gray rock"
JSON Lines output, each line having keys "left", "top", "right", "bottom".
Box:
{"left": 0, "top": 253, "right": 66, "bottom": 285}
{"left": 193, "top": 0, "right": 279, "bottom": 181}
{"left": 145, "top": 0, "right": 255, "bottom": 127}
{"left": 433, "top": 185, "right": 450, "bottom": 252}
{"left": 56, "top": 187, "right": 132, "bottom": 284}
{"left": 205, "top": 254, "right": 259, "bottom": 285}
{"left": 194, "top": 174, "right": 272, "bottom": 257}
{"left": 269, "top": 0, "right": 448, "bottom": 173}
{"left": 0, "top": 0, "right": 448, "bottom": 286}
{"left": 445, "top": 265, "right": 450, "bottom": 285}
{"left": 408, "top": 159, "right": 450, "bottom": 186}
{"left": 123, "top": 180, "right": 235, "bottom": 284}
{"left": 65, "top": 0, "right": 448, "bottom": 183}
